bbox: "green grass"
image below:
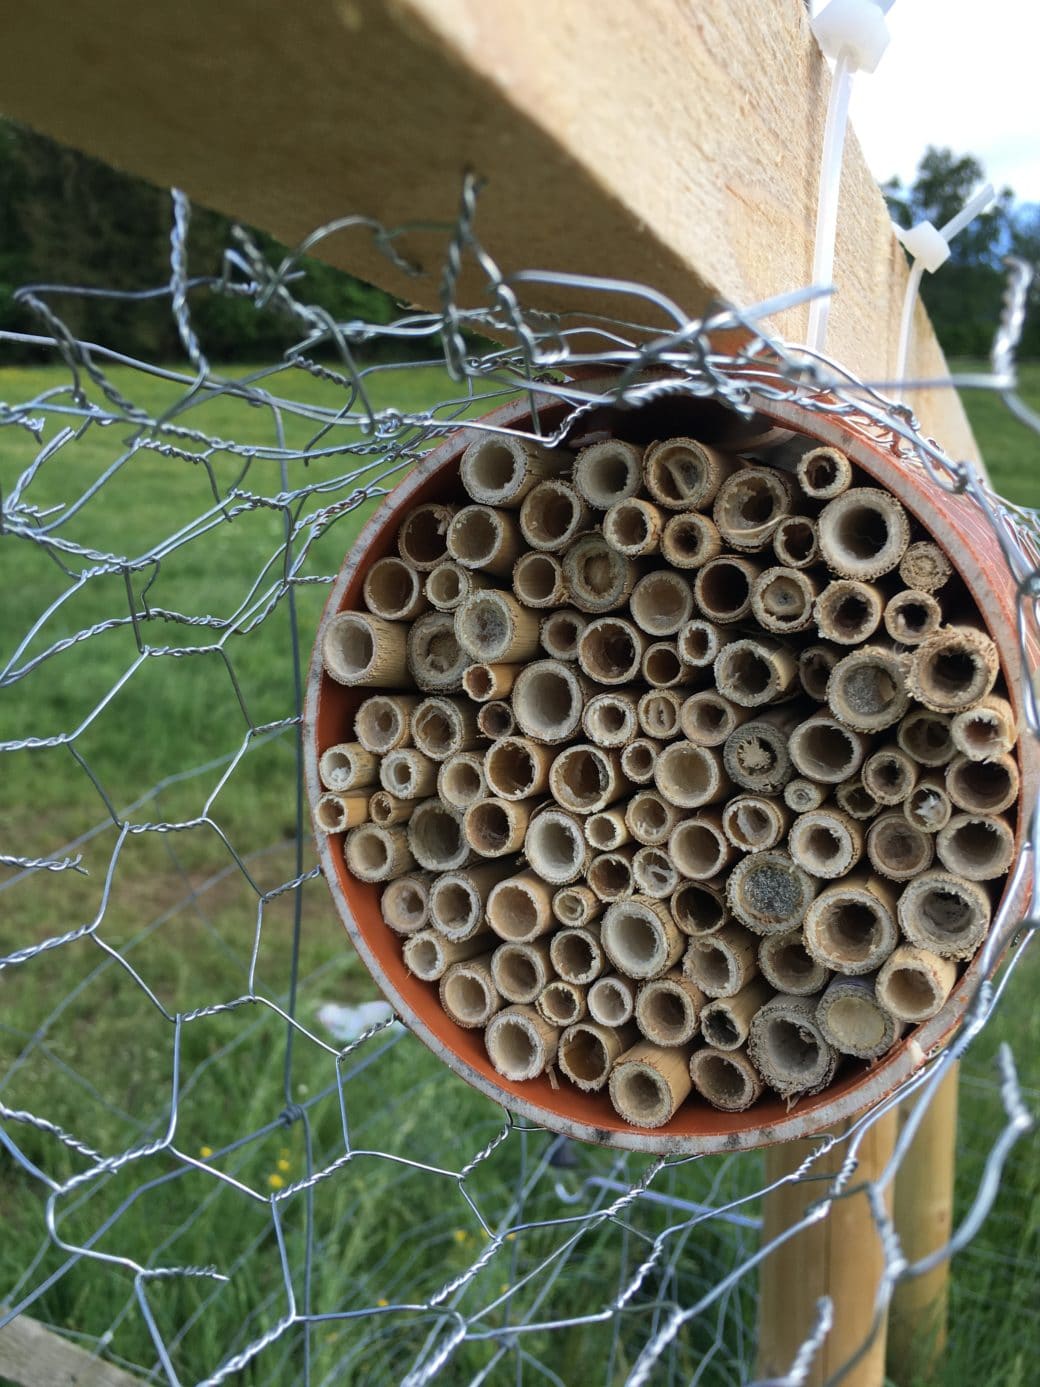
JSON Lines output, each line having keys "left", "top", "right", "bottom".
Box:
{"left": 1, "top": 358, "right": 1038, "bottom": 1385}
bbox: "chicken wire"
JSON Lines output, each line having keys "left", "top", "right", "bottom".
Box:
{"left": 0, "top": 182, "right": 1037, "bottom": 1386}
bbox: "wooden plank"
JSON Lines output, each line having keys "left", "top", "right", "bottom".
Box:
{"left": 0, "top": 0, "right": 976, "bottom": 461}
{"left": 0, "top": 1313, "right": 145, "bottom": 1387}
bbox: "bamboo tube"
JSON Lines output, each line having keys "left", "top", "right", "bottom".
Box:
{"left": 608, "top": 1041, "right": 694, "bottom": 1127}
{"left": 477, "top": 700, "right": 515, "bottom": 739}
{"left": 817, "top": 486, "right": 910, "bottom": 580}
{"left": 319, "top": 741, "right": 380, "bottom": 792}
{"left": 677, "top": 618, "right": 734, "bottom": 669}
{"left": 354, "top": 693, "right": 419, "bottom": 754}
{"left": 455, "top": 590, "right": 541, "bottom": 663}
{"left": 397, "top": 502, "right": 454, "bottom": 571}
{"left": 751, "top": 566, "right": 819, "bottom": 633}
{"left": 936, "top": 813, "right": 1014, "bottom": 881}
{"left": 537, "top": 979, "right": 588, "bottom": 1027}
{"left": 950, "top": 693, "right": 1017, "bottom": 761}
{"left": 403, "top": 928, "right": 491, "bottom": 981}
{"left": 637, "top": 689, "right": 684, "bottom": 740}
{"left": 788, "top": 807, "right": 864, "bottom": 879}
{"left": 314, "top": 791, "right": 371, "bottom": 833}
{"left": 671, "top": 879, "right": 730, "bottom": 937}
{"left": 714, "top": 635, "right": 798, "bottom": 707}
{"left": 721, "top": 794, "right": 790, "bottom": 851}
{"left": 439, "top": 955, "right": 501, "bottom": 1029}
{"left": 425, "top": 560, "right": 493, "bottom": 612}
{"left": 411, "top": 696, "right": 481, "bottom": 762}
{"left": 550, "top": 924, "right": 606, "bottom": 982}
{"left": 661, "top": 510, "right": 723, "bottom": 568}
{"left": 322, "top": 611, "right": 409, "bottom": 687}
{"left": 946, "top": 751, "right": 1019, "bottom": 814}
{"left": 669, "top": 813, "right": 735, "bottom": 880}
{"left": 772, "top": 515, "right": 820, "bottom": 569}
{"left": 814, "top": 578, "right": 884, "bottom": 645}
{"left": 883, "top": 588, "right": 942, "bottom": 646}
{"left": 897, "top": 707, "right": 955, "bottom": 766}
{"left": 862, "top": 746, "right": 918, "bottom": 805}
{"left": 700, "top": 977, "right": 773, "bottom": 1049}
{"left": 491, "top": 940, "right": 553, "bottom": 1004}
{"left": 722, "top": 710, "right": 803, "bottom": 795}
{"left": 642, "top": 642, "right": 696, "bottom": 689}
{"left": 783, "top": 778, "right": 827, "bottom": 813}
{"left": 796, "top": 444, "right": 853, "bottom": 499}
{"left": 408, "top": 799, "right": 470, "bottom": 872}
{"left": 643, "top": 436, "right": 738, "bottom": 510}
{"left": 866, "top": 812, "right": 935, "bottom": 881}
{"left": 759, "top": 929, "right": 832, "bottom": 995}
{"left": 362, "top": 555, "right": 428, "bottom": 622}
{"left": 512, "top": 550, "right": 569, "bottom": 608}
{"left": 713, "top": 465, "right": 795, "bottom": 550}
{"left": 899, "top": 540, "right": 953, "bottom": 592}
{"left": 406, "top": 611, "right": 469, "bottom": 692}
{"left": 585, "top": 806, "right": 631, "bottom": 851}
{"left": 484, "top": 735, "right": 554, "bottom": 800}
{"left": 635, "top": 970, "right": 705, "bottom": 1045}
{"left": 382, "top": 871, "right": 435, "bottom": 935}
{"left": 625, "top": 790, "right": 683, "bottom": 846}
{"left": 461, "top": 661, "right": 520, "bottom": 702}
{"left": 539, "top": 608, "right": 588, "bottom": 661}
{"left": 550, "top": 744, "right": 628, "bottom": 815}
{"left": 630, "top": 571, "right": 695, "bottom": 636}
{"left": 803, "top": 875, "right": 899, "bottom": 975}
{"left": 588, "top": 973, "right": 637, "bottom": 1026}
{"left": 447, "top": 504, "right": 522, "bottom": 577}
{"left": 748, "top": 993, "right": 839, "bottom": 1098}
{"left": 727, "top": 851, "right": 818, "bottom": 936}
{"left": 887, "top": 1066, "right": 959, "bottom": 1383}
{"left": 558, "top": 1020, "right": 638, "bottom": 1091}
{"left": 573, "top": 438, "right": 644, "bottom": 508}
{"left": 680, "top": 690, "right": 749, "bottom": 747}
{"left": 524, "top": 806, "right": 589, "bottom": 884}
{"left": 908, "top": 625, "right": 1000, "bottom": 713}
{"left": 588, "top": 846, "right": 637, "bottom": 902}
{"left": 798, "top": 643, "right": 839, "bottom": 701}
{"left": 789, "top": 711, "right": 870, "bottom": 783}
{"left": 511, "top": 659, "right": 590, "bottom": 743}
{"left": 654, "top": 741, "right": 729, "bottom": 809}
{"left": 690, "top": 1046, "right": 765, "bottom": 1111}
{"left": 631, "top": 845, "right": 680, "bottom": 899}
{"left": 682, "top": 921, "right": 759, "bottom": 997}
{"left": 620, "top": 738, "right": 662, "bottom": 785}
{"left": 563, "top": 534, "right": 637, "bottom": 613}
{"left": 380, "top": 747, "right": 439, "bottom": 801}
{"left": 460, "top": 433, "right": 561, "bottom": 507}
{"left": 519, "top": 479, "right": 591, "bottom": 551}
{"left": 583, "top": 690, "right": 642, "bottom": 749}
{"left": 898, "top": 871, "right": 992, "bottom": 959}
{"left": 486, "top": 869, "right": 555, "bottom": 942}
{"left": 552, "top": 887, "right": 603, "bottom": 930}
{"left": 430, "top": 861, "right": 520, "bottom": 940}
{"left": 693, "top": 555, "right": 762, "bottom": 623}
{"left": 485, "top": 1005, "right": 559, "bottom": 1080}
{"left": 903, "top": 775, "right": 953, "bottom": 832}
{"left": 576, "top": 616, "right": 646, "bottom": 684}
{"left": 876, "top": 945, "right": 957, "bottom": 1023}
{"left": 464, "top": 796, "right": 538, "bottom": 858}
{"left": 602, "top": 895, "right": 685, "bottom": 979}
{"left": 344, "top": 823, "right": 415, "bottom": 882}
{"left": 816, "top": 974, "right": 903, "bottom": 1059}
{"left": 602, "top": 496, "right": 665, "bottom": 556}
{"left": 370, "top": 790, "right": 415, "bottom": 826}
{"left": 758, "top": 1113, "right": 897, "bottom": 1386}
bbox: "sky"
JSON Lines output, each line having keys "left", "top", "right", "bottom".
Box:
{"left": 819, "top": 0, "right": 1040, "bottom": 202}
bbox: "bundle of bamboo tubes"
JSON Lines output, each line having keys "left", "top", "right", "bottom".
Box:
{"left": 316, "top": 428, "right": 1019, "bottom": 1129}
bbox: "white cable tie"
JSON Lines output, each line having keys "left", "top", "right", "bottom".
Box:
{"left": 812, "top": 0, "right": 892, "bottom": 74}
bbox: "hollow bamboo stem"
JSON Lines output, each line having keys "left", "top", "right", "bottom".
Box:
{"left": 758, "top": 929, "right": 831, "bottom": 996}
{"left": 382, "top": 871, "right": 436, "bottom": 935}
{"left": 803, "top": 874, "right": 899, "bottom": 975}
{"left": 436, "top": 754, "right": 488, "bottom": 810}
{"left": 558, "top": 1020, "right": 638, "bottom": 1091}
{"left": 899, "top": 540, "right": 953, "bottom": 592}
{"left": 354, "top": 694, "right": 420, "bottom": 754}
{"left": 447, "top": 504, "right": 523, "bottom": 577}
{"left": 322, "top": 612, "right": 409, "bottom": 686}
{"left": 699, "top": 976, "right": 773, "bottom": 1050}
{"left": 519, "top": 479, "right": 591, "bottom": 551}
{"left": 486, "top": 870, "right": 556, "bottom": 942}
{"left": 816, "top": 974, "right": 903, "bottom": 1059}
{"left": 682, "top": 921, "right": 759, "bottom": 997}
{"left": 817, "top": 486, "right": 910, "bottom": 580}
{"left": 512, "top": 550, "right": 569, "bottom": 608}
{"left": 485, "top": 1004, "right": 559, "bottom": 1080}
{"left": 319, "top": 741, "right": 380, "bottom": 792}
{"left": 748, "top": 993, "right": 838, "bottom": 1098}
{"left": 455, "top": 590, "right": 542, "bottom": 662}
{"left": 460, "top": 433, "right": 562, "bottom": 507}
{"left": 796, "top": 444, "right": 852, "bottom": 499}
{"left": 690, "top": 1046, "right": 764, "bottom": 1111}
{"left": 574, "top": 439, "right": 644, "bottom": 509}
{"left": 314, "top": 791, "right": 371, "bottom": 833}
{"left": 609, "top": 1040, "right": 694, "bottom": 1127}
{"left": 397, "top": 502, "right": 454, "bottom": 571}
{"left": 491, "top": 939, "right": 553, "bottom": 1004}
{"left": 661, "top": 511, "right": 723, "bottom": 568}
{"left": 407, "top": 611, "right": 469, "bottom": 692}
{"left": 603, "top": 496, "right": 665, "bottom": 556}
{"left": 713, "top": 465, "right": 794, "bottom": 550}
{"left": 439, "top": 954, "right": 501, "bottom": 1029}
{"left": 634, "top": 970, "right": 706, "bottom": 1046}
{"left": 643, "top": 436, "right": 738, "bottom": 510}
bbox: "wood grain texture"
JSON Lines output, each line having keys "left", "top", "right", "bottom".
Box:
{"left": 0, "top": 0, "right": 976, "bottom": 461}
{"left": 0, "top": 1314, "right": 145, "bottom": 1387}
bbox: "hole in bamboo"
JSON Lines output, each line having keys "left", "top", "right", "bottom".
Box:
{"left": 426, "top": 563, "right": 462, "bottom": 607}
{"left": 399, "top": 506, "right": 450, "bottom": 567}
{"left": 560, "top": 1028, "right": 608, "bottom": 1084}
{"left": 442, "top": 972, "right": 492, "bottom": 1025}
{"left": 766, "top": 1017, "right": 821, "bottom": 1076}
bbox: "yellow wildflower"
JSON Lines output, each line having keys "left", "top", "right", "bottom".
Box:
{"left": 277, "top": 1158, "right": 291, "bottom": 1173}
{"left": 452, "top": 1228, "right": 468, "bottom": 1244}
{"left": 267, "top": 1173, "right": 286, "bottom": 1190}
{"left": 199, "top": 1146, "right": 213, "bottom": 1159}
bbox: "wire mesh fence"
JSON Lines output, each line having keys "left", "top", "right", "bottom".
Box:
{"left": 0, "top": 184, "right": 1037, "bottom": 1385}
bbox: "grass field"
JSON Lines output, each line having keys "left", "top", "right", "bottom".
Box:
{"left": 0, "top": 356, "right": 1038, "bottom": 1385}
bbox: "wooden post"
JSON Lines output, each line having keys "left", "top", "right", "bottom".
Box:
{"left": 887, "top": 1064, "right": 959, "bottom": 1382}
{"left": 758, "top": 1111, "right": 898, "bottom": 1387}
{"left": 0, "top": 1313, "right": 146, "bottom": 1387}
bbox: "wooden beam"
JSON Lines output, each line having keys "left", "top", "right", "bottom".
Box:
{"left": 0, "top": 0, "right": 976, "bottom": 461}
{"left": 0, "top": 1313, "right": 145, "bottom": 1387}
